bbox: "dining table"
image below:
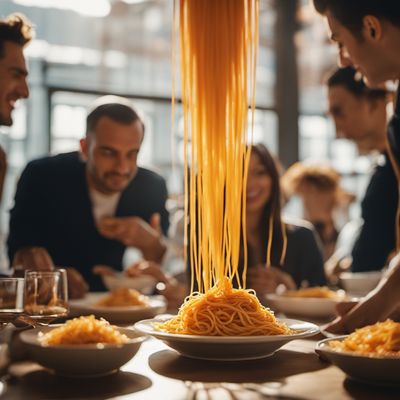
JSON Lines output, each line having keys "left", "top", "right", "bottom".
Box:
{"left": 0, "top": 332, "right": 399, "bottom": 400}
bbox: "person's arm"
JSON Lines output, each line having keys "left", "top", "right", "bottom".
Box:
{"left": 97, "top": 213, "right": 167, "bottom": 262}
{"left": 7, "top": 161, "right": 49, "bottom": 264}
{"left": 325, "top": 260, "right": 400, "bottom": 334}
{"left": 0, "top": 145, "right": 7, "bottom": 202}
{"left": 351, "top": 165, "right": 397, "bottom": 272}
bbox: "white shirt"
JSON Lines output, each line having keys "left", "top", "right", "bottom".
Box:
{"left": 89, "top": 189, "right": 121, "bottom": 223}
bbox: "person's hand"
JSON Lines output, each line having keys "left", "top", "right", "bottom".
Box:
{"left": 323, "top": 265, "right": 400, "bottom": 334}
{"left": 65, "top": 267, "right": 89, "bottom": 299}
{"left": 126, "top": 260, "right": 188, "bottom": 311}
{"left": 97, "top": 213, "right": 166, "bottom": 261}
{"left": 246, "top": 265, "right": 296, "bottom": 298}
{"left": 92, "top": 265, "right": 118, "bottom": 277}
{"left": 325, "top": 256, "right": 352, "bottom": 285}
{"left": 12, "top": 246, "right": 54, "bottom": 275}
{"left": 125, "top": 260, "right": 169, "bottom": 283}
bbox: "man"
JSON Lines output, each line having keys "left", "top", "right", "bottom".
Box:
{"left": 313, "top": 0, "right": 400, "bottom": 332}
{"left": 327, "top": 66, "right": 397, "bottom": 274}
{"left": 8, "top": 98, "right": 169, "bottom": 292}
{"left": 0, "top": 14, "right": 31, "bottom": 201}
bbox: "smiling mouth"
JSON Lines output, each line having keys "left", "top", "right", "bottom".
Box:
{"left": 246, "top": 190, "right": 260, "bottom": 200}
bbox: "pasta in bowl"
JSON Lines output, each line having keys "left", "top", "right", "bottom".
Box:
{"left": 135, "top": 314, "right": 318, "bottom": 361}
{"left": 316, "top": 320, "right": 400, "bottom": 386}
{"left": 266, "top": 287, "right": 348, "bottom": 319}
{"left": 20, "top": 315, "right": 145, "bottom": 377}
{"left": 69, "top": 291, "right": 166, "bottom": 325}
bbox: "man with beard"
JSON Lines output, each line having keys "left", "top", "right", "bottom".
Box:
{"left": 8, "top": 98, "right": 169, "bottom": 293}
{"left": 313, "top": 0, "right": 400, "bottom": 333}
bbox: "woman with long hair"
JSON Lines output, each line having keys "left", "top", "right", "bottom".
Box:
{"left": 244, "top": 144, "right": 326, "bottom": 298}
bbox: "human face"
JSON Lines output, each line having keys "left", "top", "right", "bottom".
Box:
{"left": 326, "top": 11, "right": 399, "bottom": 85}
{"left": 80, "top": 116, "right": 144, "bottom": 194}
{"left": 246, "top": 152, "right": 272, "bottom": 214}
{"left": 0, "top": 41, "right": 29, "bottom": 126}
{"left": 328, "top": 85, "right": 377, "bottom": 153}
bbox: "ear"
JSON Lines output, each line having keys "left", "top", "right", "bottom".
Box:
{"left": 362, "top": 15, "right": 382, "bottom": 41}
{"left": 80, "top": 138, "right": 89, "bottom": 161}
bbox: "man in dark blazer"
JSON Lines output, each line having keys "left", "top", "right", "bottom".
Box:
{"left": 8, "top": 98, "right": 169, "bottom": 293}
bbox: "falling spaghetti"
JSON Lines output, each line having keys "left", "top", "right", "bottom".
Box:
{"left": 157, "top": 0, "right": 292, "bottom": 336}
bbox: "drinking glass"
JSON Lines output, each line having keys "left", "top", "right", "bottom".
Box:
{"left": 23, "top": 270, "right": 68, "bottom": 326}
{"left": 0, "top": 278, "right": 24, "bottom": 330}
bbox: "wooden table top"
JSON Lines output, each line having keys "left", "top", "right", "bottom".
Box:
{"left": 1, "top": 337, "right": 400, "bottom": 400}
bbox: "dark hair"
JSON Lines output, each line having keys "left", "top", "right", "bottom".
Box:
{"left": 327, "top": 67, "right": 389, "bottom": 100}
{"left": 313, "top": 0, "right": 400, "bottom": 36}
{"left": 0, "top": 13, "right": 34, "bottom": 58}
{"left": 247, "top": 144, "right": 285, "bottom": 267}
{"left": 86, "top": 101, "right": 145, "bottom": 136}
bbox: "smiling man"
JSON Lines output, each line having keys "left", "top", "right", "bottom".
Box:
{"left": 0, "top": 14, "right": 32, "bottom": 202}
{"left": 313, "top": 0, "right": 400, "bottom": 333}
{"left": 8, "top": 98, "right": 169, "bottom": 292}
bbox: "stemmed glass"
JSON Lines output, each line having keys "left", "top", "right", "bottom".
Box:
{"left": 22, "top": 270, "right": 68, "bottom": 326}
{"left": 0, "top": 278, "right": 24, "bottom": 331}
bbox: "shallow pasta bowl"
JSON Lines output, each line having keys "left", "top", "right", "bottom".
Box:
{"left": 316, "top": 337, "right": 400, "bottom": 386}
{"left": 20, "top": 326, "right": 146, "bottom": 377}
{"left": 265, "top": 292, "right": 345, "bottom": 319}
{"left": 135, "top": 316, "right": 319, "bottom": 361}
{"left": 69, "top": 293, "right": 167, "bottom": 325}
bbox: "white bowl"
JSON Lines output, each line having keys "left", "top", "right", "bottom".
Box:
{"left": 339, "top": 271, "right": 382, "bottom": 296}
{"left": 316, "top": 336, "right": 400, "bottom": 386}
{"left": 20, "top": 326, "right": 145, "bottom": 377}
{"left": 135, "top": 316, "right": 319, "bottom": 361}
{"left": 102, "top": 274, "right": 157, "bottom": 295}
{"left": 265, "top": 293, "right": 342, "bottom": 319}
{"left": 69, "top": 293, "right": 167, "bottom": 325}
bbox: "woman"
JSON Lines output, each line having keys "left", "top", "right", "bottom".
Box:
{"left": 94, "top": 144, "right": 327, "bottom": 308}
{"left": 244, "top": 144, "right": 326, "bottom": 299}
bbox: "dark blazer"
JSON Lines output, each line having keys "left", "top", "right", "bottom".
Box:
{"left": 7, "top": 152, "right": 169, "bottom": 291}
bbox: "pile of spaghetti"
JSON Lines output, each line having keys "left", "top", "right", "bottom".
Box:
{"left": 96, "top": 288, "right": 148, "bottom": 307}
{"left": 39, "top": 315, "right": 129, "bottom": 345}
{"left": 157, "top": 0, "right": 292, "bottom": 337}
{"left": 329, "top": 319, "right": 400, "bottom": 356}
{"left": 284, "top": 287, "right": 345, "bottom": 299}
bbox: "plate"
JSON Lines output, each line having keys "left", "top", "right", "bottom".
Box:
{"left": 102, "top": 274, "right": 157, "bottom": 295}
{"left": 265, "top": 293, "right": 343, "bottom": 319}
{"left": 69, "top": 293, "right": 167, "bottom": 325}
{"left": 20, "top": 326, "right": 145, "bottom": 377}
{"left": 134, "top": 316, "right": 319, "bottom": 361}
{"left": 316, "top": 337, "right": 400, "bottom": 386}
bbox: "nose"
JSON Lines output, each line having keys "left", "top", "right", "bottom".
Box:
{"left": 338, "top": 46, "right": 353, "bottom": 68}
{"left": 19, "top": 78, "right": 29, "bottom": 99}
{"left": 114, "top": 155, "right": 131, "bottom": 174}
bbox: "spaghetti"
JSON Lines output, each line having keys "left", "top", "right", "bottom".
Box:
{"left": 158, "top": 0, "right": 291, "bottom": 336}
{"left": 329, "top": 319, "right": 400, "bottom": 356}
{"left": 284, "top": 287, "right": 345, "bottom": 300}
{"left": 96, "top": 288, "right": 148, "bottom": 307}
{"left": 40, "top": 315, "right": 129, "bottom": 346}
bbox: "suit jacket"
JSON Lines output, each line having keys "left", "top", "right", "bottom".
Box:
{"left": 7, "top": 152, "right": 169, "bottom": 291}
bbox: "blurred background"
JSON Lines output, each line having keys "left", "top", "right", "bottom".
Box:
{"left": 0, "top": 0, "right": 378, "bottom": 266}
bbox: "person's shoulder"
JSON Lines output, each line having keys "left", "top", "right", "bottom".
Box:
{"left": 28, "top": 151, "right": 81, "bottom": 170}
{"left": 283, "top": 216, "right": 315, "bottom": 237}
{"left": 135, "top": 167, "right": 166, "bottom": 185}
{"left": 24, "top": 152, "right": 83, "bottom": 180}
